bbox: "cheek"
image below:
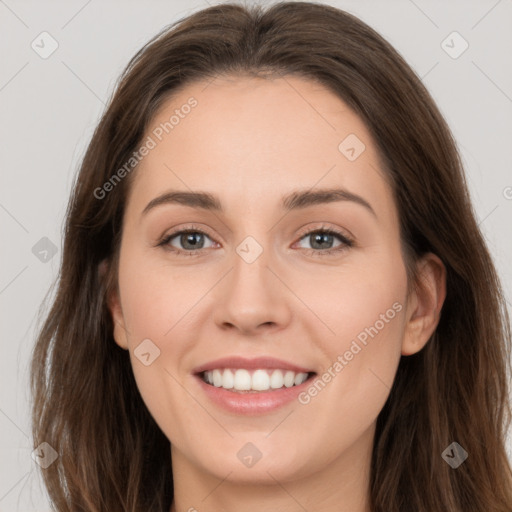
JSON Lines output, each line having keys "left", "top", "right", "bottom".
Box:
{"left": 116, "top": 249, "right": 218, "bottom": 431}
{"left": 296, "top": 245, "right": 407, "bottom": 353}
{"left": 294, "top": 251, "right": 407, "bottom": 433}
{"left": 119, "top": 250, "right": 204, "bottom": 343}
{"left": 119, "top": 265, "right": 200, "bottom": 443}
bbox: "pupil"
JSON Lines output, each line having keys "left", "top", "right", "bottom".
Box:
{"left": 183, "top": 233, "right": 203, "bottom": 249}
{"left": 312, "top": 233, "right": 332, "bottom": 249}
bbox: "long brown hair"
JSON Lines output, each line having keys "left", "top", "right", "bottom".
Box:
{"left": 30, "top": 2, "right": 512, "bottom": 510}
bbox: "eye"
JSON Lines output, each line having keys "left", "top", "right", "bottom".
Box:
{"left": 158, "top": 225, "right": 217, "bottom": 256}
{"left": 157, "top": 223, "right": 354, "bottom": 257}
{"left": 294, "top": 225, "right": 354, "bottom": 256}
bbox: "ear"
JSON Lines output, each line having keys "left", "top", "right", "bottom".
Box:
{"left": 401, "top": 252, "right": 446, "bottom": 356}
{"left": 100, "top": 259, "right": 129, "bottom": 351}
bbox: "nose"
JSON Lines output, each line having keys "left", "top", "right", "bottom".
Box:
{"left": 212, "top": 240, "right": 292, "bottom": 336}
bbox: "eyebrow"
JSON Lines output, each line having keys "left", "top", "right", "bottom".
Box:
{"left": 141, "top": 187, "right": 376, "bottom": 218}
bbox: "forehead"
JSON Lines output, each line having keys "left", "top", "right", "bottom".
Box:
{"left": 125, "top": 74, "right": 396, "bottom": 225}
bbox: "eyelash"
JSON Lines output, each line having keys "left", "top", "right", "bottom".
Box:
{"left": 157, "top": 223, "right": 354, "bottom": 258}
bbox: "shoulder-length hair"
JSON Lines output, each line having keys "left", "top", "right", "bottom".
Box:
{"left": 30, "top": 2, "right": 512, "bottom": 510}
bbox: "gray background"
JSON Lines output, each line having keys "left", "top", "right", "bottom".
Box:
{"left": 1, "top": 0, "right": 511, "bottom": 509}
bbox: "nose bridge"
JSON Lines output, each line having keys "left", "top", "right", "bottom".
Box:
{"left": 230, "top": 230, "right": 275, "bottom": 297}
{"left": 213, "top": 227, "right": 291, "bottom": 332}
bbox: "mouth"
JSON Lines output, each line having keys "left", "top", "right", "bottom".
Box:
{"left": 191, "top": 356, "right": 317, "bottom": 415}
{"left": 198, "top": 368, "right": 317, "bottom": 393}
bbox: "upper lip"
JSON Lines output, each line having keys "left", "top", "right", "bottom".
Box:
{"left": 192, "top": 356, "right": 315, "bottom": 375}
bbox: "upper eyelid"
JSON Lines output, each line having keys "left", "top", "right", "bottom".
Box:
{"left": 296, "top": 223, "right": 354, "bottom": 242}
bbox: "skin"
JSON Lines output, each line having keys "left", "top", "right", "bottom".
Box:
{"left": 107, "top": 74, "right": 446, "bottom": 512}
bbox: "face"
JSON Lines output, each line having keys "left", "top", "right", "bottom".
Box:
{"left": 108, "top": 74, "right": 441, "bottom": 486}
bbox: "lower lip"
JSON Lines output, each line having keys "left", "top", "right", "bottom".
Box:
{"left": 194, "top": 374, "right": 315, "bottom": 415}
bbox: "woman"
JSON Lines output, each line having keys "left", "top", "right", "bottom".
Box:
{"left": 30, "top": 2, "right": 512, "bottom": 511}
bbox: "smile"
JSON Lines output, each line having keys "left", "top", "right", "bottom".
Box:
{"left": 201, "top": 368, "right": 312, "bottom": 392}
{"left": 192, "top": 356, "right": 317, "bottom": 415}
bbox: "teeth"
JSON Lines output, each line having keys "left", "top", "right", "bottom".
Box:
{"left": 252, "top": 369, "right": 270, "bottom": 391}
{"left": 202, "top": 369, "right": 310, "bottom": 392}
{"left": 270, "top": 369, "right": 284, "bottom": 389}
{"left": 234, "top": 369, "right": 251, "bottom": 390}
{"left": 212, "top": 369, "right": 223, "bottom": 387}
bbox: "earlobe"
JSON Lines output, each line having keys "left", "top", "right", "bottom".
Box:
{"left": 401, "top": 253, "right": 446, "bottom": 356}
{"left": 100, "top": 259, "right": 129, "bottom": 351}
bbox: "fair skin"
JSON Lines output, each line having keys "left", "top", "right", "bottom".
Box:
{"left": 108, "top": 74, "right": 446, "bottom": 512}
